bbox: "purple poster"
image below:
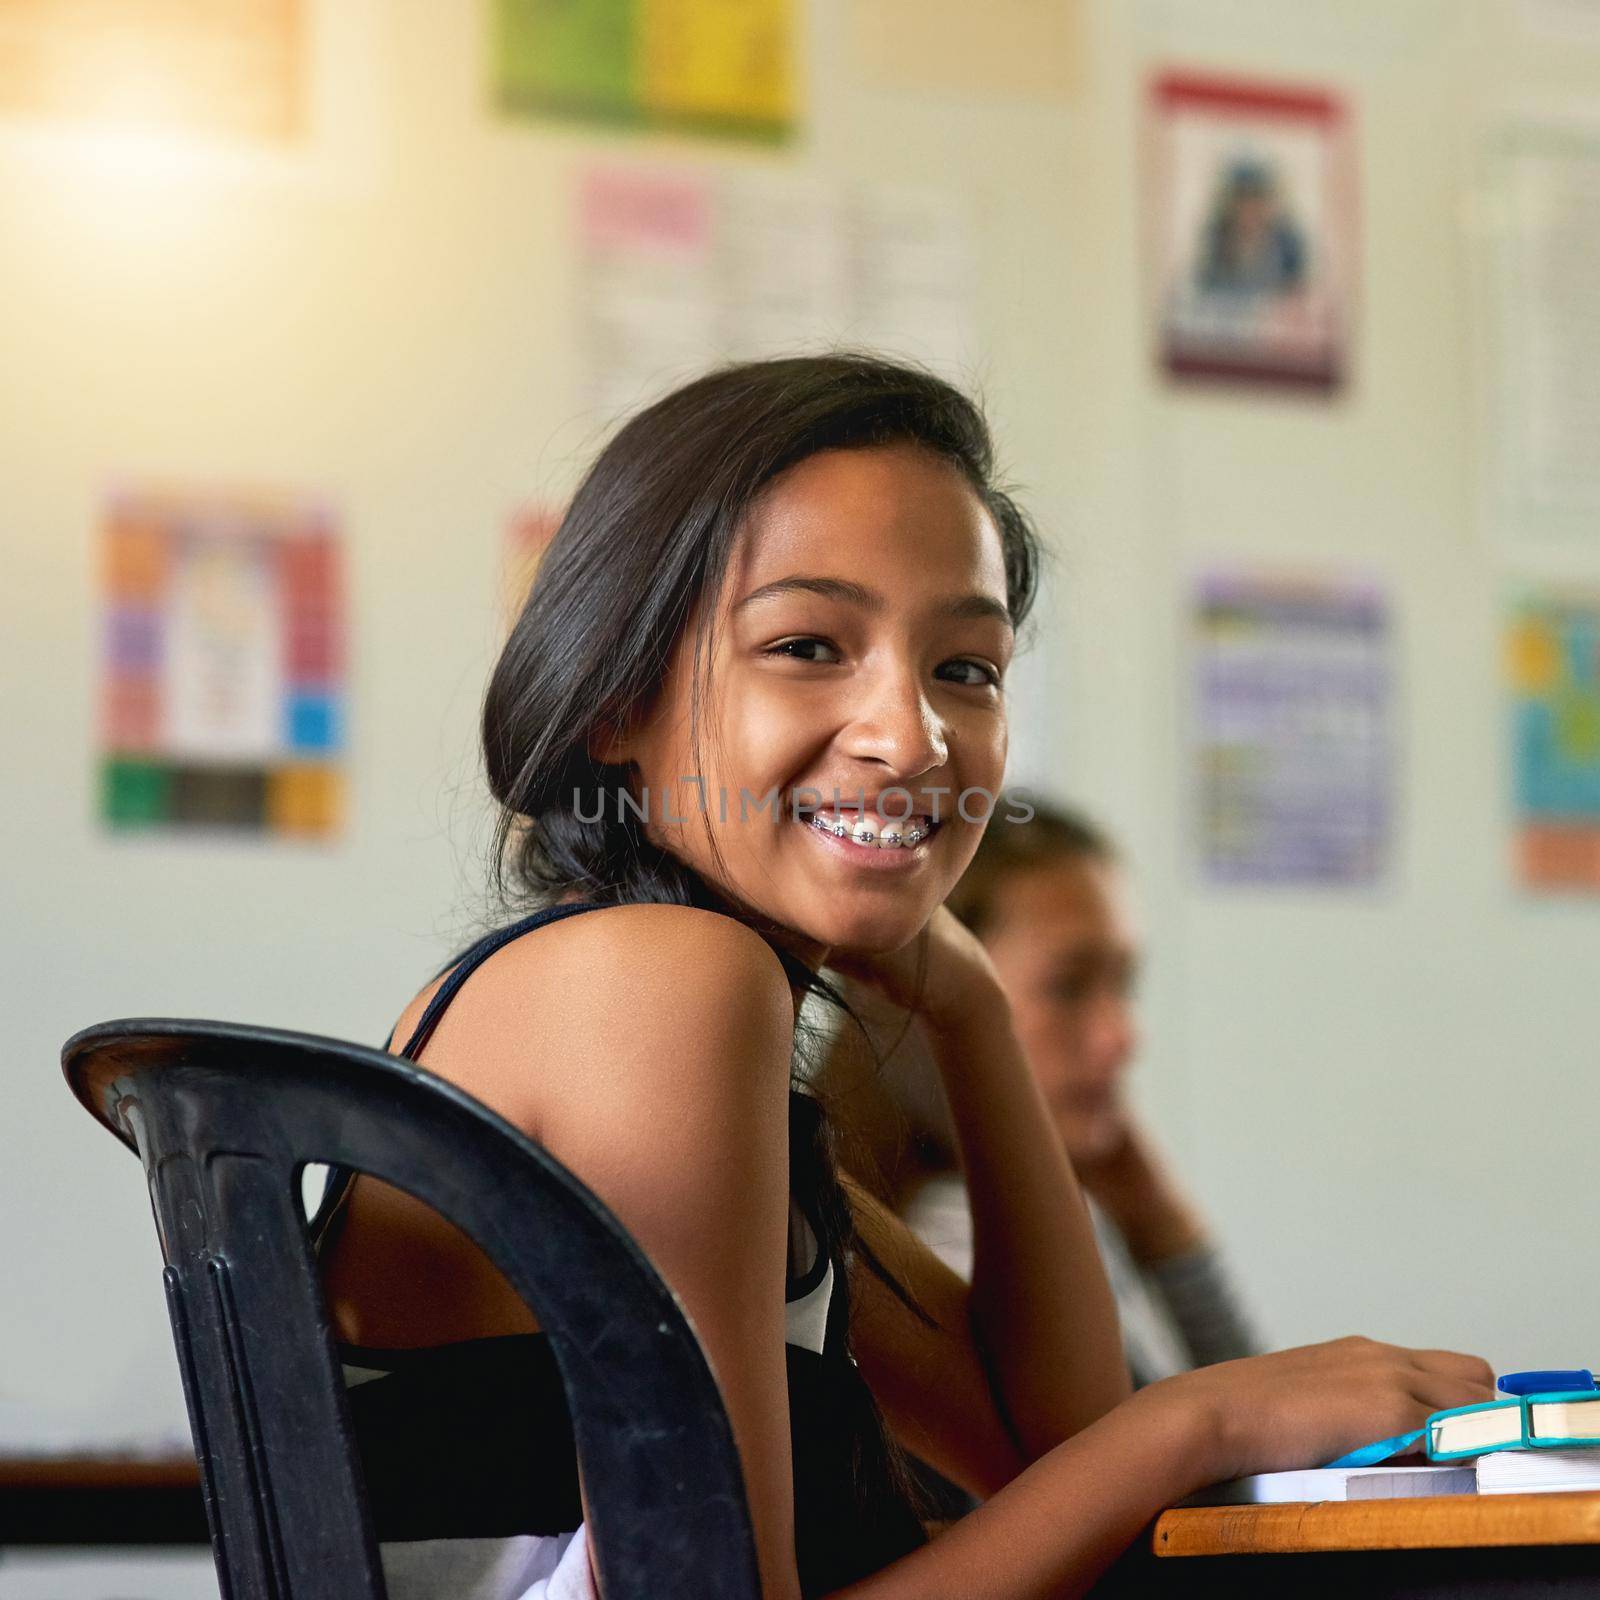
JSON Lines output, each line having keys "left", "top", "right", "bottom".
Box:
{"left": 1194, "top": 570, "right": 1393, "bottom": 886}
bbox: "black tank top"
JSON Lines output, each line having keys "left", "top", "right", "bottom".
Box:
{"left": 309, "top": 901, "right": 927, "bottom": 1598}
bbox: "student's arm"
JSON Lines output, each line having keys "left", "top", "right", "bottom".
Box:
{"left": 1143, "top": 1244, "right": 1262, "bottom": 1368}
{"left": 835, "top": 1334, "right": 1494, "bottom": 1600}
{"left": 1075, "top": 1121, "right": 1263, "bottom": 1365}
{"left": 439, "top": 905, "right": 807, "bottom": 1600}
{"left": 834, "top": 908, "right": 1131, "bottom": 1459}
{"left": 845, "top": 1175, "right": 1028, "bottom": 1496}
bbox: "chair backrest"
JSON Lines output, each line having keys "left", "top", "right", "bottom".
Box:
{"left": 63, "top": 1018, "right": 762, "bottom": 1600}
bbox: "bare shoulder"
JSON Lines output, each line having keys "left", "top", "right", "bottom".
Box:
{"left": 538, "top": 901, "right": 792, "bottom": 983}
{"left": 397, "top": 903, "right": 797, "bottom": 1132}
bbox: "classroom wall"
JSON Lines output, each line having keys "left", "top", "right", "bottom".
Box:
{"left": 3, "top": 0, "right": 1598, "bottom": 1444}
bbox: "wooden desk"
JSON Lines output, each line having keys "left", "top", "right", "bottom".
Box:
{"left": 0, "top": 1454, "right": 206, "bottom": 1545}
{"left": 1136, "top": 1491, "right": 1600, "bottom": 1597}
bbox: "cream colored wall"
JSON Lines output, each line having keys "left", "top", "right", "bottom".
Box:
{"left": 3, "top": 0, "right": 1597, "bottom": 1441}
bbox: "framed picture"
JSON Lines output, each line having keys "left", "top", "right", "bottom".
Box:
{"left": 1149, "top": 71, "right": 1356, "bottom": 392}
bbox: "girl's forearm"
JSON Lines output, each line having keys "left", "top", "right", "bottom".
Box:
{"left": 927, "top": 989, "right": 1131, "bottom": 1456}
{"left": 833, "top": 1383, "right": 1211, "bottom": 1600}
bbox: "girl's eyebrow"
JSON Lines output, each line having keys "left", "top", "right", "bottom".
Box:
{"left": 735, "top": 574, "right": 1012, "bottom": 626}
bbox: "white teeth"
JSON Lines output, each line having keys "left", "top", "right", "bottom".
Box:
{"left": 806, "top": 811, "right": 936, "bottom": 849}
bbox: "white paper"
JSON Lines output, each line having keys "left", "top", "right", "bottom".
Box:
{"left": 1186, "top": 1463, "right": 1476, "bottom": 1504}
{"left": 160, "top": 527, "right": 282, "bottom": 761}
{"left": 1478, "top": 1447, "right": 1600, "bottom": 1494}
{"left": 1485, "top": 119, "right": 1600, "bottom": 534}
{"left": 577, "top": 163, "right": 979, "bottom": 419}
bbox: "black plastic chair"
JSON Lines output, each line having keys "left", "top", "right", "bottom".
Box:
{"left": 63, "top": 1018, "right": 762, "bottom": 1600}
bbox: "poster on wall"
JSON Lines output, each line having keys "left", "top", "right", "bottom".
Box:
{"left": 851, "top": 0, "right": 1084, "bottom": 101}
{"left": 491, "top": 0, "right": 795, "bottom": 142}
{"left": 1519, "top": 0, "right": 1600, "bottom": 41}
{"left": 0, "top": 0, "right": 304, "bottom": 143}
{"left": 1193, "top": 570, "right": 1394, "bottom": 886}
{"left": 575, "top": 161, "right": 977, "bottom": 419}
{"left": 1149, "top": 71, "right": 1355, "bottom": 391}
{"left": 100, "top": 488, "right": 345, "bottom": 838}
{"left": 1480, "top": 118, "right": 1600, "bottom": 541}
{"left": 1507, "top": 589, "right": 1600, "bottom": 891}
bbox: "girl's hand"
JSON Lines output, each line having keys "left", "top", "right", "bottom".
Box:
{"left": 1135, "top": 1335, "right": 1497, "bottom": 1485}
{"left": 1071, "top": 1118, "right": 1208, "bottom": 1265}
{"left": 827, "top": 906, "right": 1005, "bottom": 1036}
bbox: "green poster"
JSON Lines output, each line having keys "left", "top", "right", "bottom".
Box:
{"left": 494, "top": 0, "right": 638, "bottom": 123}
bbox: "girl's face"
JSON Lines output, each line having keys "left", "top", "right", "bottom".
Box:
{"left": 620, "top": 443, "right": 1014, "bottom": 961}
{"left": 980, "top": 857, "right": 1141, "bottom": 1161}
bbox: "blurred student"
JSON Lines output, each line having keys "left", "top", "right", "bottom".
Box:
{"left": 829, "top": 802, "right": 1260, "bottom": 1387}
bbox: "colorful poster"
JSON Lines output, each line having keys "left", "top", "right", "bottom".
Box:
{"left": 1508, "top": 591, "right": 1600, "bottom": 891}
{"left": 100, "top": 488, "right": 344, "bottom": 837}
{"left": 1194, "top": 571, "right": 1393, "bottom": 886}
{"left": 1150, "top": 72, "right": 1355, "bottom": 391}
{"left": 0, "top": 0, "right": 304, "bottom": 142}
{"left": 576, "top": 161, "right": 977, "bottom": 418}
{"left": 493, "top": 0, "right": 794, "bottom": 142}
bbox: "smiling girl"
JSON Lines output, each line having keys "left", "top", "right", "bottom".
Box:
{"left": 314, "top": 355, "right": 1492, "bottom": 1600}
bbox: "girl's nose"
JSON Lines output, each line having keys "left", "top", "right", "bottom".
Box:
{"left": 841, "top": 669, "right": 948, "bottom": 778}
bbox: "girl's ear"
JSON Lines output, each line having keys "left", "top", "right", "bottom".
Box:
{"left": 587, "top": 718, "right": 634, "bottom": 765}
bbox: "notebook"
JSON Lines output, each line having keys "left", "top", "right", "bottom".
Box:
{"left": 1182, "top": 1463, "right": 1476, "bottom": 1505}
{"left": 1476, "top": 1449, "right": 1600, "bottom": 1495}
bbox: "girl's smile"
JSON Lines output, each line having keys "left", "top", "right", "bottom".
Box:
{"left": 799, "top": 804, "right": 943, "bottom": 870}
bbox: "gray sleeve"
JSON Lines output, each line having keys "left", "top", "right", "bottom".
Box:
{"left": 1143, "top": 1244, "right": 1263, "bottom": 1368}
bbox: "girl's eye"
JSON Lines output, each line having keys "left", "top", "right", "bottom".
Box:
{"left": 937, "top": 658, "right": 1001, "bottom": 689}
{"left": 1048, "top": 974, "right": 1092, "bottom": 1005}
{"left": 765, "top": 636, "right": 841, "bottom": 664}
{"left": 761, "top": 640, "right": 998, "bottom": 684}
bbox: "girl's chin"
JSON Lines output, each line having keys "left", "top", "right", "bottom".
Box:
{"left": 803, "top": 904, "right": 934, "bottom": 959}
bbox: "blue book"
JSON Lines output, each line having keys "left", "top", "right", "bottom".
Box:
{"left": 1329, "top": 1370, "right": 1600, "bottom": 1468}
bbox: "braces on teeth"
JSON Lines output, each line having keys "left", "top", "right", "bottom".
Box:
{"left": 808, "top": 814, "right": 928, "bottom": 848}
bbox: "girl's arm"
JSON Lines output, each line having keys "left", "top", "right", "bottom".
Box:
{"left": 1073, "top": 1120, "right": 1263, "bottom": 1366}
{"left": 835, "top": 1333, "right": 1494, "bottom": 1600}
{"left": 834, "top": 908, "right": 1131, "bottom": 1458}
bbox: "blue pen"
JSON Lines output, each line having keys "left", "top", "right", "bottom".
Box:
{"left": 1497, "top": 1369, "right": 1596, "bottom": 1396}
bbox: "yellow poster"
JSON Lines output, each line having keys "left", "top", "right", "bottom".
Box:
{"left": 640, "top": 0, "right": 794, "bottom": 132}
